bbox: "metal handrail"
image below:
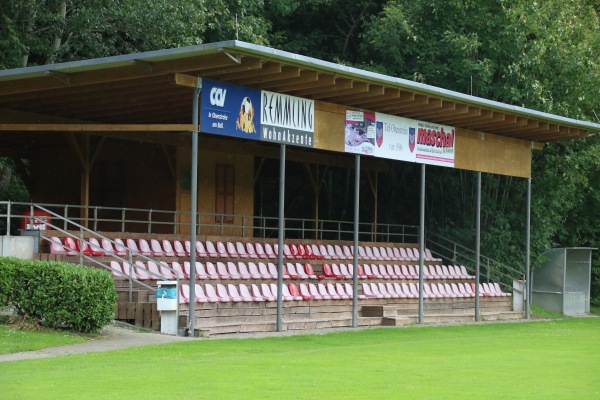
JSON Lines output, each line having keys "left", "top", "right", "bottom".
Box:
{"left": 426, "top": 232, "right": 525, "bottom": 293}
{"left": 1, "top": 201, "right": 524, "bottom": 296}
{"left": 0, "top": 200, "right": 419, "bottom": 243}
{"left": 15, "top": 203, "right": 180, "bottom": 303}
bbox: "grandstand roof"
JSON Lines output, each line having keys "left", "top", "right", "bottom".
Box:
{"left": 0, "top": 40, "right": 598, "bottom": 142}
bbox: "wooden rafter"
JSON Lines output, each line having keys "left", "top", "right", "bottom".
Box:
{"left": 0, "top": 123, "right": 195, "bottom": 132}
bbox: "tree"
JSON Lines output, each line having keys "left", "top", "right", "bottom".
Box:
{"left": 0, "top": 0, "right": 271, "bottom": 69}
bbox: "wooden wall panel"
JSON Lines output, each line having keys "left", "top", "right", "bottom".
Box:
{"left": 29, "top": 139, "right": 176, "bottom": 232}
{"left": 454, "top": 128, "right": 532, "bottom": 178}
{"left": 176, "top": 144, "right": 254, "bottom": 236}
{"left": 314, "top": 101, "right": 345, "bottom": 153}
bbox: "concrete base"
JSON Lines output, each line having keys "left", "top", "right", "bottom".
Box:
{"left": 0, "top": 235, "right": 34, "bottom": 259}
{"left": 513, "top": 280, "right": 524, "bottom": 312}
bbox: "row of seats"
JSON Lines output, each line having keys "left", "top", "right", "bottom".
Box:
{"left": 49, "top": 235, "right": 441, "bottom": 262}
{"left": 179, "top": 281, "right": 510, "bottom": 304}
{"left": 361, "top": 282, "right": 510, "bottom": 299}
{"left": 108, "top": 260, "right": 473, "bottom": 281}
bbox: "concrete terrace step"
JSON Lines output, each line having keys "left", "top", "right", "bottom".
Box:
{"left": 198, "top": 316, "right": 384, "bottom": 336}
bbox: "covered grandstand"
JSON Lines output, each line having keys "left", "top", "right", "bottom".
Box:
{"left": 1, "top": 40, "right": 598, "bottom": 335}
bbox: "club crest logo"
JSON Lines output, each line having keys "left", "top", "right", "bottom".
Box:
{"left": 409, "top": 127, "right": 416, "bottom": 153}
{"left": 376, "top": 121, "right": 383, "bottom": 148}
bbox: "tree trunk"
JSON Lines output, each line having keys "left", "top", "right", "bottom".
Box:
{"left": 47, "top": 0, "right": 67, "bottom": 64}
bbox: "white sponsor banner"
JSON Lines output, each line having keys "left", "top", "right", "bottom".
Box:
{"left": 345, "top": 110, "right": 455, "bottom": 167}
{"left": 261, "top": 90, "right": 314, "bottom": 147}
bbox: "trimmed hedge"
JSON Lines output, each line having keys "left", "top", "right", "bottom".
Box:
{"left": 0, "top": 257, "right": 117, "bottom": 333}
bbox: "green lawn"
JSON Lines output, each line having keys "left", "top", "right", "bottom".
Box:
{"left": 1, "top": 318, "right": 599, "bottom": 399}
{"left": 0, "top": 324, "right": 87, "bottom": 355}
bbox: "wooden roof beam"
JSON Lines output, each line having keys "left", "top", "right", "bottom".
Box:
{"left": 406, "top": 100, "right": 456, "bottom": 119}
{"left": 385, "top": 97, "right": 441, "bottom": 114}
{"left": 198, "top": 57, "right": 263, "bottom": 77}
{"left": 345, "top": 88, "right": 402, "bottom": 108}
{"left": 0, "top": 123, "right": 196, "bottom": 132}
{"left": 287, "top": 77, "right": 353, "bottom": 97}
{"left": 270, "top": 73, "right": 335, "bottom": 93}
{"left": 376, "top": 93, "right": 427, "bottom": 112}
{"left": 66, "top": 93, "right": 191, "bottom": 120}
{"left": 357, "top": 90, "right": 414, "bottom": 110}
{"left": 320, "top": 85, "right": 386, "bottom": 104}
{"left": 0, "top": 52, "right": 239, "bottom": 96}
{"left": 454, "top": 111, "right": 509, "bottom": 129}
{"left": 34, "top": 81, "right": 186, "bottom": 111}
{"left": 260, "top": 70, "right": 319, "bottom": 91}
{"left": 3, "top": 75, "right": 171, "bottom": 106}
{"left": 437, "top": 107, "right": 483, "bottom": 124}
{"left": 499, "top": 119, "right": 540, "bottom": 134}
{"left": 227, "top": 65, "right": 300, "bottom": 86}
{"left": 310, "top": 81, "right": 370, "bottom": 101}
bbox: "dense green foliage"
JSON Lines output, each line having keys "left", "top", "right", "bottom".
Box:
{"left": 0, "top": 319, "right": 598, "bottom": 398}
{"left": 0, "top": 258, "right": 117, "bottom": 333}
{"left": 0, "top": 1, "right": 599, "bottom": 299}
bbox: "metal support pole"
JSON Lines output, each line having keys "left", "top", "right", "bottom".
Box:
{"left": 475, "top": 171, "right": 481, "bottom": 321}
{"left": 188, "top": 86, "right": 200, "bottom": 335}
{"left": 525, "top": 177, "right": 531, "bottom": 320}
{"left": 418, "top": 164, "right": 425, "bottom": 324}
{"left": 6, "top": 200, "right": 11, "bottom": 236}
{"left": 352, "top": 155, "right": 361, "bottom": 328}
{"left": 276, "top": 144, "right": 286, "bottom": 332}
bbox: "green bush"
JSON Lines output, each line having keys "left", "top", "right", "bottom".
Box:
{"left": 0, "top": 257, "right": 117, "bottom": 333}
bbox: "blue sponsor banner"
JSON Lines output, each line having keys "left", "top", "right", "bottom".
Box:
{"left": 200, "top": 79, "right": 261, "bottom": 140}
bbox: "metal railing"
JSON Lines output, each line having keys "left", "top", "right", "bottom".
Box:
{"left": 0, "top": 201, "right": 419, "bottom": 243}
{"left": 1, "top": 201, "right": 523, "bottom": 297}
{"left": 426, "top": 232, "right": 525, "bottom": 294}
{"left": 2, "top": 203, "right": 179, "bottom": 304}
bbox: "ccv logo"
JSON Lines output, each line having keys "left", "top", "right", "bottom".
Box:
{"left": 210, "top": 87, "right": 227, "bottom": 107}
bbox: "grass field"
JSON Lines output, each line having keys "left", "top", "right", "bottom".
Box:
{"left": 0, "top": 324, "right": 87, "bottom": 355}
{"left": 1, "top": 318, "right": 598, "bottom": 399}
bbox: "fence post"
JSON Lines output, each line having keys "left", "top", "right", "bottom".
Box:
{"left": 242, "top": 215, "right": 246, "bottom": 237}
{"left": 93, "top": 207, "right": 98, "bottom": 231}
{"left": 173, "top": 212, "right": 177, "bottom": 235}
{"left": 220, "top": 214, "right": 224, "bottom": 236}
{"left": 6, "top": 200, "right": 11, "bottom": 236}
{"left": 338, "top": 222, "right": 341, "bottom": 240}
{"left": 121, "top": 209, "right": 126, "bottom": 232}
{"left": 148, "top": 209, "right": 153, "bottom": 233}
{"left": 453, "top": 243, "right": 457, "bottom": 263}
{"left": 79, "top": 226, "right": 84, "bottom": 266}
{"left": 64, "top": 205, "right": 68, "bottom": 230}
{"left": 128, "top": 251, "right": 133, "bottom": 302}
